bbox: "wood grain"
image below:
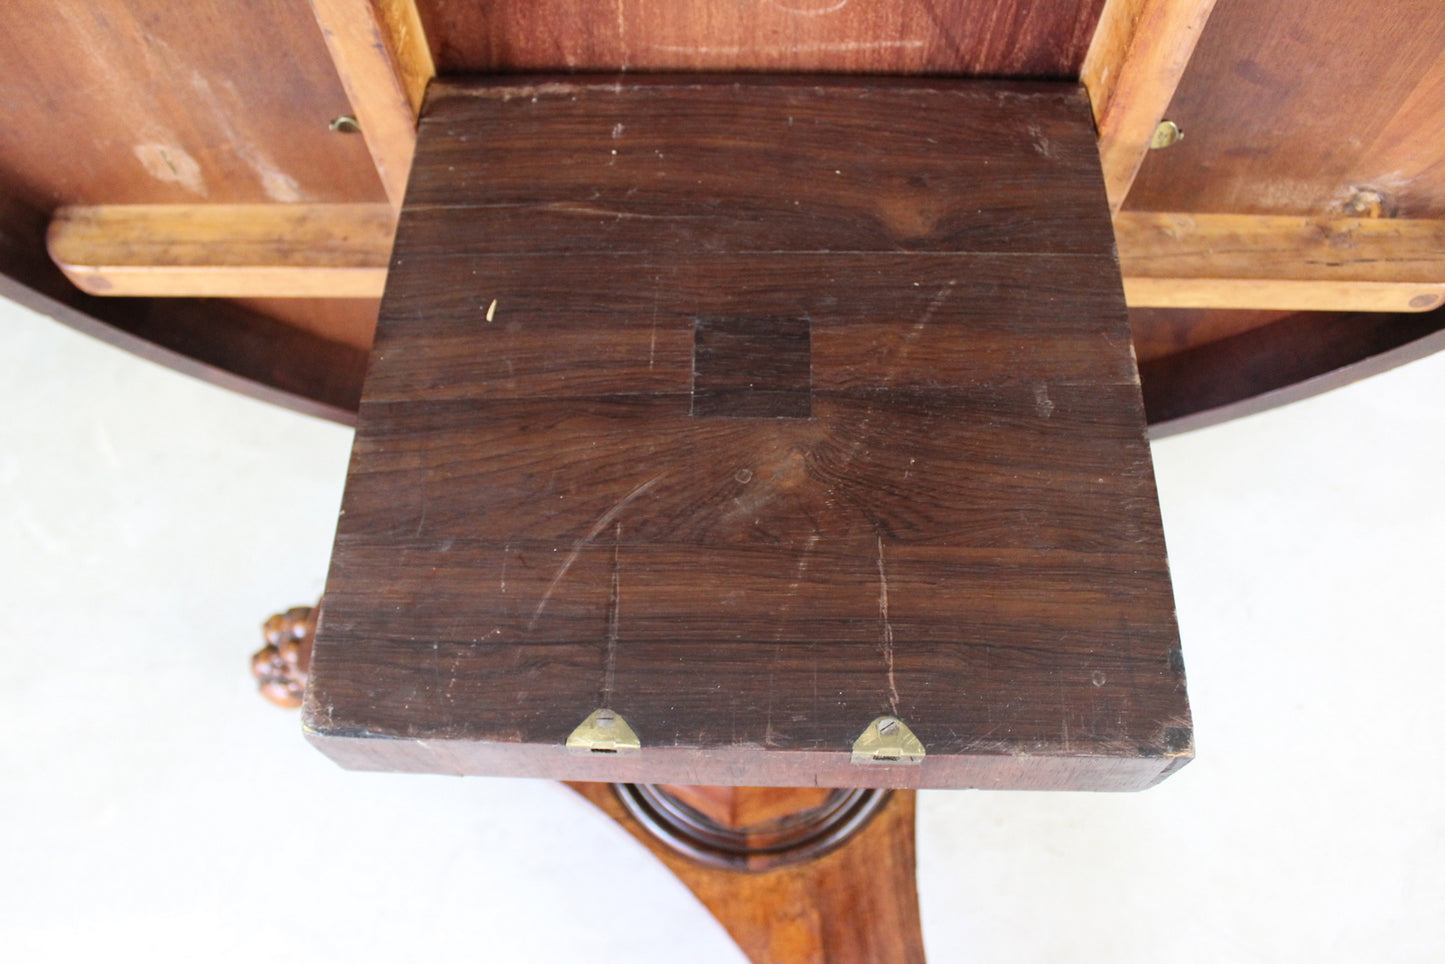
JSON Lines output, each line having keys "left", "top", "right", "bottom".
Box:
{"left": 372, "top": 1, "right": 436, "bottom": 116}
{"left": 1, "top": 193, "right": 366, "bottom": 424}
{"left": 305, "top": 77, "right": 1190, "bottom": 791}
{"left": 1141, "top": 308, "right": 1445, "bottom": 436}
{"left": 47, "top": 204, "right": 395, "bottom": 298}
{"left": 1116, "top": 212, "right": 1445, "bottom": 312}
{"left": 1124, "top": 278, "right": 1445, "bottom": 313}
{"left": 1081, "top": 0, "right": 1218, "bottom": 212}
{"left": 230, "top": 297, "right": 381, "bottom": 352}
{"left": 413, "top": 0, "right": 1105, "bottom": 77}
{"left": 572, "top": 783, "right": 925, "bottom": 964}
{"left": 1128, "top": 308, "right": 1293, "bottom": 363}
{"left": 309, "top": 0, "right": 434, "bottom": 205}
{"left": 401, "top": 77, "right": 1115, "bottom": 256}
{"left": 1126, "top": 0, "right": 1445, "bottom": 218}
{"left": 0, "top": 1, "right": 384, "bottom": 211}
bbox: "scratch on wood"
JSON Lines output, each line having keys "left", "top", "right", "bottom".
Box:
{"left": 446, "top": 655, "right": 461, "bottom": 703}
{"left": 764, "top": 532, "right": 821, "bottom": 746}
{"left": 463, "top": 82, "right": 623, "bottom": 101}
{"left": 542, "top": 202, "right": 684, "bottom": 220}
{"left": 1028, "top": 124, "right": 1057, "bottom": 159}
{"left": 649, "top": 279, "right": 660, "bottom": 370}
{"left": 615, "top": 0, "right": 630, "bottom": 68}
{"left": 789, "top": 533, "right": 820, "bottom": 594}
{"left": 603, "top": 523, "right": 622, "bottom": 706}
{"left": 765, "top": 0, "right": 851, "bottom": 15}
{"left": 530, "top": 474, "right": 662, "bottom": 627}
{"left": 877, "top": 533, "right": 899, "bottom": 715}
{"left": 1034, "top": 383, "right": 1055, "bottom": 418}
{"left": 883, "top": 283, "right": 954, "bottom": 388}
{"left": 814, "top": 287, "right": 953, "bottom": 505}
{"left": 651, "top": 40, "right": 924, "bottom": 54}
{"left": 811, "top": 657, "right": 820, "bottom": 721}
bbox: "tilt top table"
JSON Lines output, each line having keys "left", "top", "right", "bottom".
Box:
{"left": 299, "top": 75, "right": 1190, "bottom": 963}
{"left": 303, "top": 76, "right": 1190, "bottom": 790}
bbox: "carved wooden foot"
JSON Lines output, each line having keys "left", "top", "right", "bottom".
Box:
{"left": 251, "top": 605, "right": 317, "bottom": 709}
{"left": 256, "top": 604, "right": 925, "bottom": 961}
{"left": 570, "top": 783, "right": 926, "bottom": 964}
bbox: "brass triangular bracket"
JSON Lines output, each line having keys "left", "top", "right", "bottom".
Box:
{"left": 566, "top": 708, "right": 641, "bottom": 755}
{"left": 851, "top": 716, "right": 925, "bottom": 765}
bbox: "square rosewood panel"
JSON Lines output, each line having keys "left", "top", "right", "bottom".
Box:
{"left": 304, "top": 77, "right": 1191, "bottom": 791}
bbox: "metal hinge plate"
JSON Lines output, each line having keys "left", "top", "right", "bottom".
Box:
{"left": 851, "top": 716, "right": 925, "bottom": 765}
{"left": 566, "top": 708, "right": 641, "bottom": 755}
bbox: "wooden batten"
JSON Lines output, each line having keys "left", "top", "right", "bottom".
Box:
{"left": 48, "top": 203, "right": 1445, "bottom": 314}
{"left": 46, "top": 204, "right": 394, "bottom": 298}
{"left": 308, "top": 0, "right": 435, "bottom": 206}
{"left": 1083, "top": 0, "right": 1219, "bottom": 212}
{"left": 1116, "top": 212, "right": 1445, "bottom": 312}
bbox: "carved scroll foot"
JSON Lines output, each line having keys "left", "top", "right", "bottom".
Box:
{"left": 251, "top": 605, "right": 317, "bottom": 709}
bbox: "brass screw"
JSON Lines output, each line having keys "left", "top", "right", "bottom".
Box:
{"left": 329, "top": 115, "right": 361, "bottom": 134}
{"left": 1149, "top": 120, "right": 1183, "bottom": 150}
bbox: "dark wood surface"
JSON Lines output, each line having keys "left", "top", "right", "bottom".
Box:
{"left": 304, "top": 77, "right": 1190, "bottom": 791}
{"left": 1128, "top": 308, "right": 1297, "bottom": 364}
{"left": 415, "top": 0, "right": 1104, "bottom": 77}
{"left": 395, "top": 77, "right": 1114, "bottom": 256}
{"left": 1141, "top": 307, "right": 1445, "bottom": 436}
{"left": 572, "top": 782, "right": 926, "bottom": 964}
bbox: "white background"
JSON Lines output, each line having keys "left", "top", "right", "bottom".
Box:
{"left": 4, "top": 294, "right": 1442, "bottom": 962}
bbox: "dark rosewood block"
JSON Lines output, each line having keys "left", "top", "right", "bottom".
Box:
{"left": 304, "top": 76, "right": 1192, "bottom": 791}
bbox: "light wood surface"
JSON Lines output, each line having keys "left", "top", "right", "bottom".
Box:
{"left": 1082, "top": 0, "right": 1218, "bottom": 212}
{"left": 47, "top": 204, "right": 394, "bottom": 298}
{"left": 413, "top": 0, "right": 1105, "bottom": 76}
{"left": 1116, "top": 212, "right": 1445, "bottom": 312}
{"left": 1123, "top": 279, "right": 1445, "bottom": 313}
{"left": 1125, "top": 0, "right": 1445, "bottom": 218}
{"left": 0, "top": 0, "right": 384, "bottom": 210}
{"left": 308, "top": 0, "right": 434, "bottom": 206}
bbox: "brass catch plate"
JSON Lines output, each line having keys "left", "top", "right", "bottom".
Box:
{"left": 566, "top": 708, "right": 641, "bottom": 755}
{"left": 851, "top": 716, "right": 925, "bottom": 765}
